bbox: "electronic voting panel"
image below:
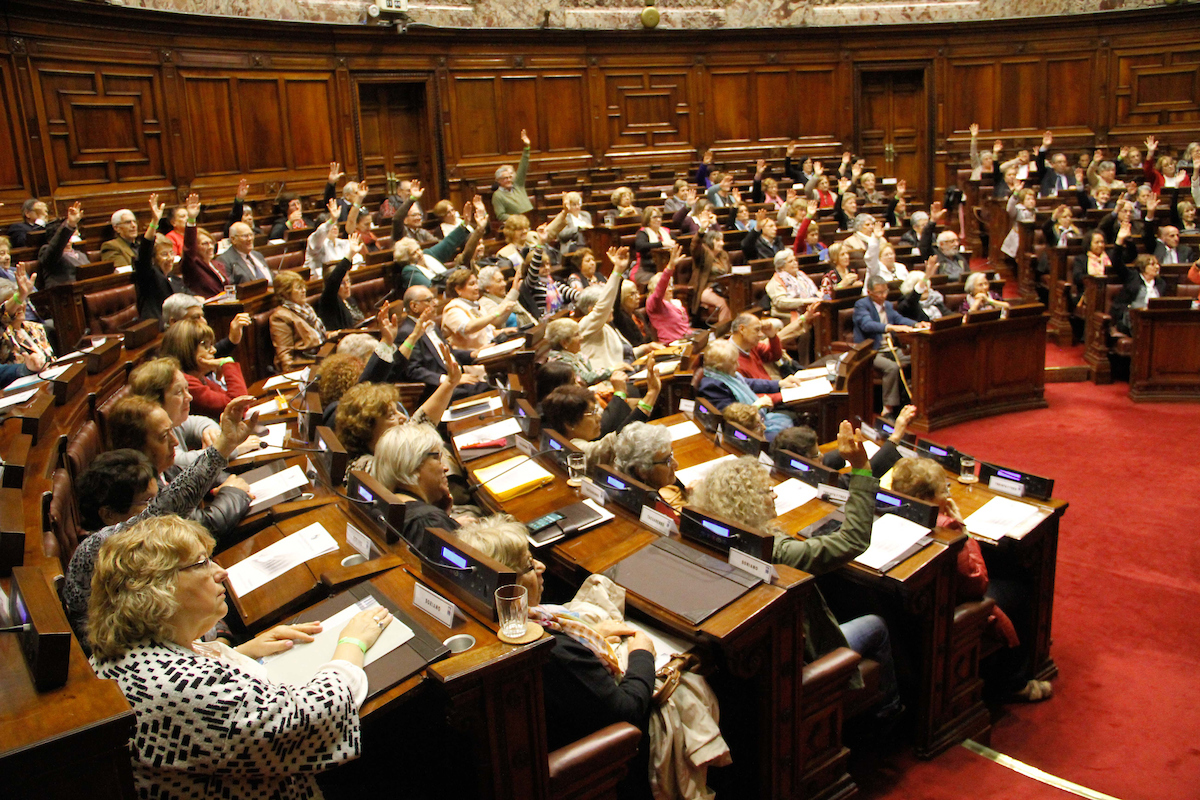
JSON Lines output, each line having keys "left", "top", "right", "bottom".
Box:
{"left": 422, "top": 527, "right": 518, "bottom": 622}
{"left": 346, "top": 470, "right": 406, "bottom": 544}
{"left": 592, "top": 465, "right": 653, "bottom": 517}
{"left": 679, "top": 506, "right": 774, "bottom": 561}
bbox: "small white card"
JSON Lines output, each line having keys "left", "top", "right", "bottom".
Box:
{"left": 758, "top": 451, "right": 775, "bottom": 468}
{"left": 678, "top": 398, "right": 696, "bottom": 415}
{"left": 896, "top": 445, "right": 918, "bottom": 459}
{"left": 731, "top": 265, "right": 752, "bottom": 275}
{"left": 514, "top": 435, "right": 535, "bottom": 456}
{"left": 819, "top": 485, "right": 850, "bottom": 506}
{"left": 728, "top": 548, "right": 777, "bottom": 583}
{"left": 580, "top": 478, "right": 608, "bottom": 506}
{"left": 988, "top": 475, "right": 1026, "bottom": 497}
{"left": 639, "top": 505, "right": 677, "bottom": 536}
{"left": 413, "top": 582, "right": 457, "bottom": 627}
{"left": 345, "top": 524, "right": 372, "bottom": 558}
{"left": 666, "top": 420, "right": 701, "bottom": 441}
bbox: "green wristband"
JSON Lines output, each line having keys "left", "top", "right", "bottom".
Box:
{"left": 613, "top": 391, "right": 627, "bottom": 400}
{"left": 637, "top": 401, "right": 653, "bottom": 413}
{"left": 337, "top": 637, "right": 368, "bottom": 655}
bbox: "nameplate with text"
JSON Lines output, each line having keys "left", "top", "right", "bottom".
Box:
{"left": 514, "top": 435, "right": 535, "bottom": 456}
{"left": 580, "top": 479, "right": 608, "bottom": 506}
{"left": 728, "top": 548, "right": 777, "bottom": 584}
{"left": 345, "top": 524, "right": 372, "bottom": 558}
{"left": 413, "top": 583, "right": 457, "bottom": 627}
{"left": 639, "top": 505, "right": 677, "bottom": 536}
{"left": 819, "top": 486, "right": 850, "bottom": 507}
{"left": 988, "top": 476, "right": 1026, "bottom": 497}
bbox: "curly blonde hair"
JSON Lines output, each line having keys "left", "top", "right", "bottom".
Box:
{"left": 454, "top": 513, "right": 529, "bottom": 571}
{"left": 890, "top": 457, "right": 947, "bottom": 503}
{"left": 335, "top": 382, "right": 400, "bottom": 457}
{"left": 691, "top": 456, "right": 775, "bottom": 530}
{"left": 315, "top": 353, "right": 363, "bottom": 409}
{"left": 610, "top": 186, "right": 634, "bottom": 207}
{"left": 722, "top": 403, "right": 763, "bottom": 434}
{"left": 88, "top": 515, "right": 213, "bottom": 661}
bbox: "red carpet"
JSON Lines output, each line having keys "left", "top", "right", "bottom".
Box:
{"left": 855, "top": 381, "right": 1200, "bottom": 800}
{"left": 1044, "top": 341, "right": 1086, "bottom": 368}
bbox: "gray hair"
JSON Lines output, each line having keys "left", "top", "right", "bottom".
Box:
{"left": 0, "top": 278, "right": 15, "bottom": 298}
{"left": 341, "top": 181, "right": 359, "bottom": 200}
{"left": 730, "top": 312, "right": 758, "bottom": 334}
{"left": 455, "top": 514, "right": 529, "bottom": 572}
{"left": 866, "top": 276, "right": 889, "bottom": 292}
{"left": 545, "top": 317, "right": 580, "bottom": 348}
{"left": 478, "top": 265, "right": 505, "bottom": 293}
{"left": 850, "top": 213, "right": 875, "bottom": 233}
{"left": 563, "top": 191, "right": 582, "bottom": 207}
{"left": 936, "top": 230, "right": 958, "bottom": 246}
{"left": 900, "top": 270, "right": 926, "bottom": 295}
{"left": 1098, "top": 160, "right": 1116, "bottom": 173}
{"left": 703, "top": 338, "right": 738, "bottom": 374}
{"left": 964, "top": 272, "right": 989, "bottom": 294}
{"left": 494, "top": 165, "right": 513, "bottom": 182}
{"left": 110, "top": 208, "right": 134, "bottom": 226}
{"left": 371, "top": 423, "right": 445, "bottom": 493}
{"left": 773, "top": 250, "right": 792, "bottom": 270}
{"left": 613, "top": 421, "right": 672, "bottom": 481}
{"left": 910, "top": 211, "right": 929, "bottom": 229}
{"left": 336, "top": 333, "right": 378, "bottom": 361}
{"left": 162, "top": 293, "right": 203, "bottom": 324}
{"left": 574, "top": 285, "right": 605, "bottom": 316}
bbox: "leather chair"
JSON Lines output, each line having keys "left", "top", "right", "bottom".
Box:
{"left": 43, "top": 467, "right": 85, "bottom": 568}
{"left": 83, "top": 284, "right": 139, "bottom": 334}
{"left": 94, "top": 385, "right": 131, "bottom": 447}
{"left": 547, "top": 722, "right": 642, "bottom": 800}
{"left": 64, "top": 421, "right": 104, "bottom": 480}
{"left": 350, "top": 276, "right": 388, "bottom": 312}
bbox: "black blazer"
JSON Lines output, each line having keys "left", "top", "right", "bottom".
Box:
{"left": 1110, "top": 239, "right": 1165, "bottom": 332}
{"left": 394, "top": 317, "right": 485, "bottom": 400}
{"left": 133, "top": 234, "right": 178, "bottom": 323}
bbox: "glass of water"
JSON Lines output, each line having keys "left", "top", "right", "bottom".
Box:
{"left": 495, "top": 584, "right": 528, "bottom": 639}
{"left": 958, "top": 457, "right": 978, "bottom": 484}
{"left": 566, "top": 452, "right": 586, "bottom": 488}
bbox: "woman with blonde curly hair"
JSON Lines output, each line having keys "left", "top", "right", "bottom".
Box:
{"left": 335, "top": 367, "right": 457, "bottom": 475}
{"left": 692, "top": 424, "right": 902, "bottom": 720}
{"left": 89, "top": 514, "right": 391, "bottom": 800}
{"left": 609, "top": 186, "right": 641, "bottom": 219}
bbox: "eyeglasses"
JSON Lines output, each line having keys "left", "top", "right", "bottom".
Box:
{"left": 180, "top": 555, "right": 212, "bottom": 572}
{"left": 652, "top": 455, "right": 676, "bottom": 466}
{"left": 583, "top": 407, "right": 602, "bottom": 418}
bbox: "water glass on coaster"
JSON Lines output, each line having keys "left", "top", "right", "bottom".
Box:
{"left": 566, "top": 452, "right": 586, "bottom": 488}
{"left": 958, "top": 457, "right": 978, "bottom": 485}
{"left": 495, "top": 584, "right": 529, "bottom": 640}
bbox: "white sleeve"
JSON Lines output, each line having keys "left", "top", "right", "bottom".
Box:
{"left": 317, "top": 660, "right": 369, "bottom": 709}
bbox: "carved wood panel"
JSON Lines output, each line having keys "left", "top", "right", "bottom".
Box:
{"left": 33, "top": 62, "right": 167, "bottom": 187}
{"left": 1113, "top": 46, "right": 1200, "bottom": 129}
{"left": 604, "top": 69, "right": 692, "bottom": 151}
{"left": 0, "top": 59, "right": 27, "bottom": 193}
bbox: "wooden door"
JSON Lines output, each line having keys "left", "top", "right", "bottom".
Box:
{"left": 857, "top": 67, "right": 930, "bottom": 202}
{"left": 356, "top": 80, "right": 439, "bottom": 199}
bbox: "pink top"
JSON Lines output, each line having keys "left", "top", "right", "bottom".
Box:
{"left": 644, "top": 265, "right": 692, "bottom": 343}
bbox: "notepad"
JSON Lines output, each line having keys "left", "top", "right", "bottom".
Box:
{"left": 674, "top": 454, "right": 737, "bottom": 487}
{"left": 452, "top": 416, "right": 522, "bottom": 448}
{"left": 630, "top": 359, "right": 680, "bottom": 380}
{"left": 246, "top": 464, "right": 310, "bottom": 515}
{"left": 780, "top": 377, "right": 833, "bottom": 403}
{"left": 473, "top": 455, "right": 554, "bottom": 501}
{"left": 225, "top": 521, "right": 338, "bottom": 596}
{"left": 773, "top": 478, "right": 821, "bottom": 516}
{"left": 263, "top": 368, "right": 310, "bottom": 390}
{"left": 475, "top": 338, "right": 525, "bottom": 359}
{"left": 445, "top": 395, "right": 503, "bottom": 421}
{"left": 0, "top": 388, "right": 38, "bottom": 410}
{"left": 247, "top": 395, "right": 289, "bottom": 417}
{"left": 666, "top": 420, "right": 702, "bottom": 441}
{"left": 854, "top": 514, "right": 930, "bottom": 572}
{"left": 964, "top": 496, "right": 1050, "bottom": 542}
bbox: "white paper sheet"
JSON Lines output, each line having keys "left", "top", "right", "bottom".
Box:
{"left": 225, "top": 521, "right": 338, "bottom": 596}
{"left": 263, "top": 368, "right": 310, "bottom": 390}
{"left": 863, "top": 440, "right": 881, "bottom": 459}
{"left": 261, "top": 424, "right": 288, "bottom": 448}
{"left": 5, "top": 363, "right": 72, "bottom": 391}
{"left": 246, "top": 464, "right": 310, "bottom": 515}
{"left": 624, "top": 619, "right": 694, "bottom": 671}
{"left": 773, "top": 478, "right": 821, "bottom": 516}
{"left": 666, "top": 420, "right": 702, "bottom": 441}
{"left": 964, "top": 496, "right": 1050, "bottom": 542}
{"left": 452, "top": 416, "right": 522, "bottom": 448}
{"left": 674, "top": 454, "right": 737, "bottom": 487}
{"left": 248, "top": 396, "right": 288, "bottom": 417}
{"left": 445, "top": 395, "right": 503, "bottom": 421}
{"left": 630, "top": 359, "right": 680, "bottom": 380}
{"left": 790, "top": 367, "right": 828, "bottom": 380}
{"left": 779, "top": 377, "right": 833, "bottom": 403}
{"left": 0, "top": 388, "right": 38, "bottom": 410}
{"left": 854, "top": 514, "right": 930, "bottom": 571}
{"left": 262, "top": 595, "right": 414, "bottom": 687}
{"left": 475, "top": 338, "right": 525, "bottom": 359}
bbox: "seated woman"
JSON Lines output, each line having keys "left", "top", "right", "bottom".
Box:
{"left": 442, "top": 266, "right": 518, "bottom": 351}
{"left": 394, "top": 197, "right": 485, "bottom": 291}
{"left": 565, "top": 247, "right": 602, "bottom": 293}
{"left": 108, "top": 394, "right": 252, "bottom": 546}
{"left": 1071, "top": 231, "right": 1111, "bottom": 304}
{"left": 544, "top": 318, "right": 615, "bottom": 386}
{"left": 790, "top": 199, "right": 828, "bottom": 260}
{"left": 63, "top": 395, "right": 258, "bottom": 646}
{"left": 613, "top": 279, "right": 656, "bottom": 352}
{"left": 315, "top": 233, "right": 367, "bottom": 331}
{"left": 721, "top": 402, "right": 766, "bottom": 438}
{"left": 819, "top": 242, "right": 862, "bottom": 299}
{"left": 960, "top": 271, "right": 1010, "bottom": 315}
{"left": 88, "top": 515, "right": 390, "bottom": 799}
{"left": 432, "top": 199, "right": 461, "bottom": 239}
{"left": 644, "top": 246, "right": 693, "bottom": 345}
{"left": 689, "top": 227, "right": 733, "bottom": 334}
{"left": 896, "top": 270, "right": 949, "bottom": 322}
{"left": 479, "top": 265, "right": 535, "bottom": 328}
{"left": 781, "top": 404, "right": 915, "bottom": 478}
{"left": 864, "top": 230, "right": 909, "bottom": 285}
{"left": 692, "top": 425, "right": 901, "bottom": 719}
{"left": 697, "top": 339, "right": 791, "bottom": 440}
{"left": 133, "top": 195, "right": 186, "bottom": 322}
{"left": 613, "top": 421, "right": 687, "bottom": 511}
{"left": 558, "top": 192, "right": 593, "bottom": 254}
{"left": 610, "top": 186, "right": 641, "bottom": 220}
{"left": 496, "top": 213, "right": 532, "bottom": 273}
{"left": 315, "top": 352, "right": 363, "bottom": 428}
{"left": 571, "top": 246, "right": 655, "bottom": 375}
{"left": 766, "top": 249, "right": 821, "bottom": 322}
{"left": 541, "top": 366, "right": 660, "bottom": 469}
{"left": 632, "top": 207, "right": 675, "bottom": 286}
{"left": 304, "top": 199, "right": 359, "bottom": 280}
{"left": 269, "top": 269, "right": 326, "bottom": 373}
{"left": 160, "top": 319, "right": 249, "bottom": 420}
{"left": 888, "top": 458, "right": 1045, "bottom": 702}
{"left": 129, "top": 356, "right": 261, "bottom": 468}
{"left": 336, "top": 367, "right": 457, "bottom": 475}
{"left": 0, "top": 268, "right": 53, "bottom": 384}
{"left": 179, "top": 193, "right": 230, "bottom": 298}
{"left": 370, "top": 423, "right": 457, "bottom": 554}
{"left": 742, "top": 209, "right": 786, "bottom": 263}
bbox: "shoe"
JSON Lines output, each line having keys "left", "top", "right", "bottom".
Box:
{"left": 1013, "top": 679, "right": 1052, "bottom": 702}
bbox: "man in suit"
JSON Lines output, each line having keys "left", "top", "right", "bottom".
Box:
{"left": 394, "top": 285, "right": 490, "bottom": 400}
{"left": 1036, "top": 130, "right": 1078, "bottom": 198}
{"left": 918, "top": 203, "right": 970, "bottom": 281}
{"left": 853, "top": 277, "right": 927, "bottom": 418}
{"left": 216, "top": 222, "right": 273, "bottom": 286}
{"left": 1143, "top": 203, "right": 1195, "bottom": 265}
{"left": 6, "top": 198, "right": 48, "bottom": 247}
{"left": 100, "top": 209, "right": 139, "bottom": 267}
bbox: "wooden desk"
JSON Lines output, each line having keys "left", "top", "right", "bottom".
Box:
{"left": 905, "top": 310, "right": 1048, "bottom": 432}
{"left": 1129, "top": 305, "right": 1200, "bottom": 401}
{"left": 1043, "top": 243, "right": 1084, "bottom": 346}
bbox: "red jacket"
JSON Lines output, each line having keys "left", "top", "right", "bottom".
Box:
{"left": 185, "top": 361, "right": 247, "bottom": 420}
{"left": 736, "top": 337, "right": 783, "bottom": 405}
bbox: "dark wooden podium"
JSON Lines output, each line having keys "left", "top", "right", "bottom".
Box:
{"left": 1129, "top": 303, "right": 1200, "bottom": 401}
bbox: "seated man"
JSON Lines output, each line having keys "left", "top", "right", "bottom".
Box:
{"left": 731, "top": 312, "right": 812, "bottom": 381}
{"left": 6, "top": 198, "right": 49, "bottom": 247}
{"left": 395, "top": 284, "right": 490, "bottom": 400}
{"left": 853, "top": 277, "right": 926, "bottom": 418}
{"left": 1143, "top": 207, "right": 1195, "bottom": 265}
{"left": 101, "top": 208, "right": 139, "bottom": 268}
{"left": 919, "top": 204, "right": 970, "bottom": 281}
{"left": 1035, "top": 131, "right": 1078, "bottom": 197}
{"left": 217, "top": 221, "right": 273, "bottom": 286}
{"left": 773, "top": 404, "right": 917, "bottom": 478}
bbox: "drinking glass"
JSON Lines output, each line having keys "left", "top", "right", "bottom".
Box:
{"left": 495, "top": 584, "right": 528, "bottom": 639}
{"left": 566, "top": 452, "right": 586, "bottom": 488}
{"left": 958, "top": 457, "right": 978, "bottom": 484}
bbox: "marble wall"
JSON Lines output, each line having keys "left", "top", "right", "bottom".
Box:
{"left": 103, "top": 0, "right": 1165, "bottom": 30}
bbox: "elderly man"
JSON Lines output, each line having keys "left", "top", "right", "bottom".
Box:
{"left": 918, "top": 202, "right": 970, "bottom": 281}
{"left": 394, "top": 285, "right": 489, "bottom": 400}
{"left": 730, "top": 312, "right": 813, "bottom": 384}
{"left": 6, "top": 198, "right": 49, "bottom": 247}
{"left": 853, "top": 277, "right": 927, "bottom": 418}
{"left": 101, "top": 208, "right": 139, "bottom": 267}
{"left": 321, "top": 161, "right": 364, "bottom": 223}
{"left": 842, "top": 213, "right": 876, "bottom": 252}
{"left": 216, "top": 221, "right": 272, "bottom": 286}
{"left": 1036, "top": 130, "right": 1078, "bottom": 198}
{"left": 492, "top": 129, "right": 533, "bottom": 222}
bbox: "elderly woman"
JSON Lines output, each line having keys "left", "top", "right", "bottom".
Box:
{"left": 645, "top": 245, "right": 694, "bottom": 345}
{"left": 336, "top": 367, "right": 456, "bottom": 475}
{"left": 269, "top": 270, "right": 326, "bottom": 373}
{"left": 804, "top": 166, "right": 836, "bottom": 208}
{"left": 899, "top": 209, "right": 929, "bottom": 249}
{"left": 819, "top": 242, "right": 861, "bottom": 299}
{"left": 632, "top": 207, "right": 676, "bottom": 286}
{"left": 395, "top": 196, "right": 484, "bottom": 291}
{"left": 732, "top": 203, "right": 754, "bottom": 233}
{"left": 697, "top": 339, "right": 792, "bottom": 440}
{"left": 705, "top": 171, "right": 736, "bottom": 209}
{"left": 479, "top": 264, "right": 535, "bottom": 328}
{"left": 722, "top": 402, "right": 766, "bottom": 437}
{"left": 1071, "top": 231, "right": 1112, "bottom": 300}
{"left": 692, "top": 424, "right": 901, "bottom": 718}
{"left": 545, "top": 318, "right": 614, "bottom": 386}
{"left": 134, "top": 194, "right": 186, "bottom": 322}
{"left": 305, "top": 198, "right": 359, "bottom": 280}
{"left": 160, "top": 318, "right": 249, "bottom": 419}
{"left": 107, "top": 394, "right": 251, "bottom": 545}
{"left": 610, "top": 186, "right": 641, "bottom": 219}
{"left": 673, "top": 197, "right": 717, "bottom": 238}
{"left": 1001, "top": 186, "right": 1038, "bottom": 264}
{"left": 315, "top": 233, "right": 367, "bottom": 331}
{"left": 841, "top": 212, "right": 875, "bottom": 253}
{"left": 960, "top": 272, "right": 1010, "bottom": 315}
{"left": 177, "top": 193, "right": 229, "bottom": 297}
{"left": 394, "top": 194, "right": 438, "bottom": 247}
{"left": 766, "top": 249, "right": 821, "bottom": 322}
{"left": 896, "top": 270, "right": 950, "bottom": 322}
{"left": 431, "top": 199, "right": 460, "bottom": 239}
{"left": 0, "top": 268, "right": 53, "bottom": 382}
{"left": 442, "top": 267, "right": 518, "bottom": 351}
{"left": 541, "top": 368, "right": 660, "bottom": 469}
{"left": 64, "top": 396, "right": 258, "bottom": 646}
{"left": 558, "top": 192, "right": 593, "bottom": 253}
{"left": 571, "top": 246, "right": 655, "bottom": 374}
{"left": 565, "top": 247, "right": 602, "bottom": 293}
{"left": 743, "top": 208, "right": 785, "bottom": 263}
{"left": 612, "top": 420, "right": 688, "bottom": 510}
{"left": 88, "top": 515, "right": 390, "bottom": 799}
{"left": 371, "top": 423, "right": 458, "bottom": 553}
{"left": 864, "top": 229, "right": 909, "bottom": 286}
{"left": 497, "top": 213, "right": 532, "bottom": 271}
{"left": 790, "top": 199, "right": 828, "bottom": 261}
{"left": 614, "top": 279, "right": 656, "bottom": 351}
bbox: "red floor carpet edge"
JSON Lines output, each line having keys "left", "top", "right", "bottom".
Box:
{"left": 854, "top": 381, "right": 1200, "bottom": 800}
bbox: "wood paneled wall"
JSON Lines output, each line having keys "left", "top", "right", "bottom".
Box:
{"left": 2, "top": 0, "right": 1199, "bottom": 219}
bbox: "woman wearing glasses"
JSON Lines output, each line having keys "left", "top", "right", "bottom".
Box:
{"left": 88, "top": 514, "right": 391, "bottom": 800}
{"left": 371, "top": 423, "right": 459, "bottom": 555}
{"left": 612, "top": 421, "right": 687, "bottom": 511}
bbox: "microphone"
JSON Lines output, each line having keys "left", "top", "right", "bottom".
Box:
{"left": 463, "top": 448, "right": 558, "bottom": 494}
{"left": 333, "top": 482, "right": 475, "bottom": 573}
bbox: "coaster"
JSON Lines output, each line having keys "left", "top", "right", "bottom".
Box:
{"left": 497, "top": 620, "right": 544, "bottom": 645}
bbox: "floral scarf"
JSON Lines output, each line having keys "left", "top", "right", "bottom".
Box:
{"left": 282, "top": 299, "right": 328, "bottom": 340}
{"left": 530, "top": 604, "right": 622, "bottom": 677}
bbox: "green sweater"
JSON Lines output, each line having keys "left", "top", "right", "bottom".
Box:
{"left": 491, "top": 146, "right": 533, "bottom": 222}
{"left": 773, "top": 470, "right": 878, "bottom": 686}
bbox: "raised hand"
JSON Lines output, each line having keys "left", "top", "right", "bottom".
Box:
{"left": 756, "top": 158, "right": 767, "bottom": 176}
{"left": 842, "top": 151, "right": 852, "bottom": 165}
{"left": 66, "top": 202, "right": 83, "bottom": 227}
{"left": 186, "top": 193, "right": 201, "bottom": 220}
{"left": 1014, "top": 179, "right": 1024, "bottom": 192}
{"left": 409, "top": 179, "right": 424, "bottom": 199}
{"left": 645, "top": 355, "right": 662, "bottom": 398}
{"left": 755, "top": 208, "right": 768, "bottom": 226}
{"left": 236, "top": 178, "right": 250, "bottom": 200}
{"left": 326, "top": 197, "right": 339, "bottom": 220}
{"left": 1145, "top": 193, "right": 1158, "bottom": 214}
{"left": 15, "top": 263, "right": 33, "bottom": 299}
{"left": 896, "top": 180, "right": 907, "bottom": 196}
{"left": 786, "top": 142, "right": 797, "bottom": 157}
{"left": 1144, "top": 135, "right": 1157, "bottom": 154}
{"left": 930, "top": 200, "right": 946, "bottom": 220}
{"left": 607, "top": 245, "right": 630, "bottom": 272}
{"left": 993, "top": 139, "right": 1004, "bottom": 154}
{"left": 1075, "top": 167, "right": 1086, "bottom": 185}
{"left": 731, "top": 187, "right": 743, "bottom": 203}
{"left": 702, "top": 149, "right": 713, "bottom": 165}
{"left": 148, "top": 193, "right": 165, "bottom": 222}
{"left": 806, "top": 198, "right": 819, "bottom": 216}
{"left": 787, "top": 187, "right": 799, "bottom": 202}
{"left": 328, "top": 162, "right": 344, "bottom": 184}
{"left": 837, "top": 418, "right": 869, "bottom": 470}
{"left": 520, "top": 129, "right": 531, "bottom": 148}
{"left": 969, "top": 123, "right": 979, "bottom": 137}
{"left": 346, "top": 232, "right": 364, "bottom": 254}
{"left": 838, "top": 176, "right": 852, "bottom": 194}
{"left": 665, "top": 243, "right": 682, "bottom": 270}
{"left": 216, "top": 396, "right": 259, "bottom": 458}
{"left": 1041, "top": 130, "right": 1053, "bottom": 149}
{"left": 925, "top": 254, "right": 939, "bottom": 272}
{"left": 1093, "top": 148, "right": 1103, "bottom": 163}
{"left": 813, "top": 161, "right": 824, "bottom": 177}
{"left": 1117, "top": 221, "right": 1132, "bottom": 242}
{"left": 443, "top": 346, "right": 462, "bottom": 385}
{"left": 377, "top": 302, "right": 398, "bottom": 343}
{"left": 415, "top": 305, "right": 435, "bottom": 337}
